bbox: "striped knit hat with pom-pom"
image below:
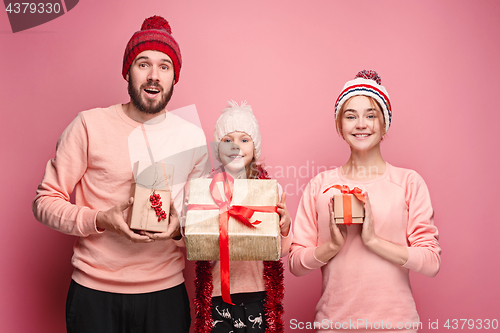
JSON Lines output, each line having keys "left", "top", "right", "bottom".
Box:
{"left": 335, "top": 70, "right": 392, "bottom": 133}
{"left": 214, "top": 100, "right": 261, "bottom": 162}
{"left": 122, "top": 15, "right": 182, "bottom": 84}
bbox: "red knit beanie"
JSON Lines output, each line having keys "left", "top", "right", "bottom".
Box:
{"left": 122, "top": 16, "right": 182, "bottom": 84}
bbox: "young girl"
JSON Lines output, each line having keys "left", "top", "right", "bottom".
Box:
{"left": 289, "top": 71, "right": 441, "bottom": 332}
{"left": 194, "top": 101, "right": 292, "bottom": 333}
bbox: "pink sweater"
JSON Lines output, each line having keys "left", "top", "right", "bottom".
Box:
{"left": 33, "top": 104, "right": 208, "bottom": 294}
{"left": 289, "top": 164, "right": 441, "bottom": 332}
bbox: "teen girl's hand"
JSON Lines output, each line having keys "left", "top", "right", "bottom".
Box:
{"left": 314, "top": 197, "right": 347, "bottom": 263}
{"left": 277, "top": 192, "right": 291, "bottom": 237}
{"left": 361, "top": 192, "right": 377, "bottom": 246}
{"left": 360, "top": 191, "right": 409, "bottom": 266}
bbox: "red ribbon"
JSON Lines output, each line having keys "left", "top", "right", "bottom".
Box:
{"left": 323, "top": 185, "right": 365, "bottom": 226}
{"left": 188, "top": 172, "right": 278, "bottom": 304}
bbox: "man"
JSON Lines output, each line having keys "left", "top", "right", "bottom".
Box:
{"left": 32, "top": 15, "right": 208, "bottom": 333}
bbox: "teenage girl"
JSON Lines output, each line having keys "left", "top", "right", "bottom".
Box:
{"left": 289, "top": 71, "right": 441, "bottom": 332}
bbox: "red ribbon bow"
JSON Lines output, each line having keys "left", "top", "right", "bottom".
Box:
{"left": 323, "top": 185, "right": 366, "bottom": 226}
{"left": 188, "top": 172, "right": 278, "bottom": 304}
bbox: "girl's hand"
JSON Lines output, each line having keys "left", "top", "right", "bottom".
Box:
{"left": 328, "top": 198, "right": 347, "bottom": 249}
{"left": 277, "top": 192, "right": 291, "bottom": 237}
{"left": 314, "top": 197, "right": 346, "bottom": 263}
{"left": 361, "top": 192, "right": 377, "bottom": 246}
{"left": 359, "top": 191, "right": 409, "bottom": 265}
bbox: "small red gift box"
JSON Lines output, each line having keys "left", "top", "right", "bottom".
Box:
{"left": 333, "top": 194, "right": 365, "bottom": 225}
{"left": 324, "top": 185, "right": 366, "bottom": 226}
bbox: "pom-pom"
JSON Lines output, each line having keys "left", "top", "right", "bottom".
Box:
{"left": 141, "top": 15, "right": 172, "bottom": 34}
{"left": 355, "top": 70, "right": 381, "bottom": 85}
{"left": 222, "top": 100, "right": 254, "bottom": 114}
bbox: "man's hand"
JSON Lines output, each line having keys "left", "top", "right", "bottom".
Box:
{"left": 96, "top": 197, "right": 153, "bottom": 243}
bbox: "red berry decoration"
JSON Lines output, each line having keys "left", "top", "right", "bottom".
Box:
{"left": 149, "top": 192, "right": 166, "bottom": 222}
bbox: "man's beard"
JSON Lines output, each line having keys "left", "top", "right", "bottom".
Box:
{"left": 128, "top": 80, "right": 174, "bottom": 115}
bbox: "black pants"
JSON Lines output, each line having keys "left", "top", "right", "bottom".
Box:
{"left": 211, "top": 292, "right": 266, "bottom": 333}
{"left": 66, "top": 280, "right": 191, "bottom": 333}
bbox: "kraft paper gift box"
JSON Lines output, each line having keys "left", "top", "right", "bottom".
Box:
{"left": 128, "top": 161, "right": 174, "bottom": 233}
{"left": 185, "top": 177, "right": 281, "bottom": 261}
{"left": 333, "top": 193, "right": 365, "bottom": 225}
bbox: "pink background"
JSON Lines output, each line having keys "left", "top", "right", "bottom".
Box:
{"left": 1, "top": 0, "right": 499, "bottom": 332}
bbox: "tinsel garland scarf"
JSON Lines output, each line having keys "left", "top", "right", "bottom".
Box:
{"left": 262, "top": 260, "right": 285, "bottom": 333}
{"left": 194, "top": 261, "right": 214, "bottom": 333}
{"left": 193, "top": 165, "right": 285, "bottom": 333}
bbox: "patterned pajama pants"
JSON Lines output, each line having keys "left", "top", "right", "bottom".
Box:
{"left": 211, "top": 292, "right": 266, "bottom": 333}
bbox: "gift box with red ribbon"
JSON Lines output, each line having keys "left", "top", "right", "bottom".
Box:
{"left": 185, "top": 172, "right": 281, "bottom": 305}
{"left": 333, "top": 194, "right": 365, "bottom": 225}
{"left": 128, "top": 161, "right": 174, "bottom": 233}
{"left": 324, "top": 185, "right": 366, "bottom": 226}
{"left": 185, "top": 173, "right": 281, "bottom": 261}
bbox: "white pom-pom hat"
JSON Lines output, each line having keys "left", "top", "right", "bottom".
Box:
{"left": 214, "top": 100, "right": 261, "bottom": 162}
{"left": 335, "top": 70, "right": 392, "bottom": 133}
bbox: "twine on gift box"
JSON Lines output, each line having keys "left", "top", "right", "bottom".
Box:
{"left": 141, "top": 124, "right": 172, "bottom": 190}
{"left": 136, "top": 124, "right": 172, "bottom": 227}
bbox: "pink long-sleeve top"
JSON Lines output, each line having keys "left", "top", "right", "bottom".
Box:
{"left": 289, "top": 164, "right": 441, "bottom": 332}
{"left": 33, "top": 104, "right": 208, "bottom": 294}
